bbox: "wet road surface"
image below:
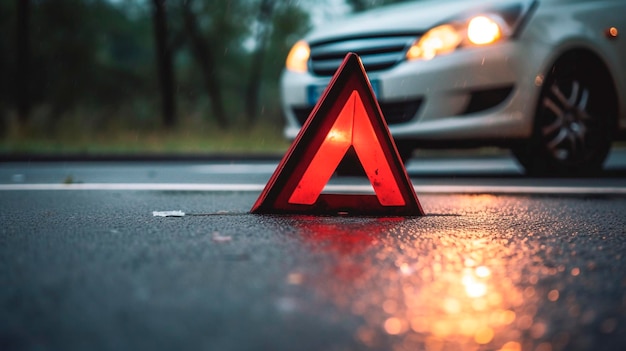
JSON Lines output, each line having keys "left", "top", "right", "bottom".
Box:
{"left": 1, "top": 185, "right": 625, "bottom": 350}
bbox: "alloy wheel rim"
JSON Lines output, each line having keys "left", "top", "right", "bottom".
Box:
{"left": 541, "top": 80, "right": 593, "bottom": 162}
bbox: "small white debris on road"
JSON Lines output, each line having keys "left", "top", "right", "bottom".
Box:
{"left": 212, "top": 232, "right": 232, "bottom": 242}
{"left": 286, "top": 272, "right": 304, "bottom": 285}
{"left": 152, "top": 210, "right": 185, "bottom": 217}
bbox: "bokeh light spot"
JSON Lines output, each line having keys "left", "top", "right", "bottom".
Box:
{"left": 476, "top": 266, "right": 491, "bottom": 278}
{"left": 499, "top": 341, "right": 522, "bottom": 351}
{"left": 547, "top": 289, "right": 559, "bottom": 302}
{"left": 474, "top": 326, "right": 494, "bottom": 344}
{"left": 384, "top": 317, "right": 405, "bottom": 335}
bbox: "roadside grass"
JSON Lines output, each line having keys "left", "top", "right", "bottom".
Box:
{"left": 1, "top": 120, "right": 291, "bottom": 156}
{"left": 3, "top": 109, "right": 624, "bottom": 158}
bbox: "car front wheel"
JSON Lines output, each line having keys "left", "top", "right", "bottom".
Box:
{"left": 513, "top": 52, "right": 616, "bottom": 176}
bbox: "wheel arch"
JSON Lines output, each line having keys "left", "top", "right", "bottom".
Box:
{"left": 536, "top": 47, "right": 620, "bottom": 135}
{"left": 513, "top": 45, "right": 618, "bottom": 175}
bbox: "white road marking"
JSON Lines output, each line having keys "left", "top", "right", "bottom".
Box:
{"left": 190, "top": 164, "right": 278, "bottom": 174}
{"left": 406, "top": 159, "right": 523, "bottom": 174}
{"left": 186, "top": 156, "right": 619, "bottom": 176}
{"left": 0, "top": 183, "right": 266, "bottom": 191}
{"left": 186, "top": 160, "right": 523, "bottom": 175}
{"left": 0, "top": 183, "right": 625, "bottom": 195}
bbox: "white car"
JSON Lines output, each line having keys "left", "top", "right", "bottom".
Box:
{"left": 280, "top": 0, "right": 626, "bottom": 175}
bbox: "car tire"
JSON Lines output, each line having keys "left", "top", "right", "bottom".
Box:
{"left": 513, "top": 51, "right": 616, "bottom": 176}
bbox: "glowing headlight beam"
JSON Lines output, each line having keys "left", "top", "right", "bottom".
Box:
{"left": 467, "top": 15, "right": 503, "bottom": 45}
{"left": 406, "top": 24, "right": 461, "bottom": 61}
{"left": 406, "top": 14, "right": 506, "bottom": 61}
{"left": 286, "top": 40, "right": 310, "bottom": 73}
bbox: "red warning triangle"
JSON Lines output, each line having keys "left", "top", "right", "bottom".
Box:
{"left": 251, "top": 53, "right": 424, "bottom": 216}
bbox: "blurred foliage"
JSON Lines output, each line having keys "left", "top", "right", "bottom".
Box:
{"left": 345, "top": 0, "right": 411, "bottom": 12}
{"left": 0, "top": 0, "right": 312, "bottom": 140}
{"left": 0, "top": 117, "right": 291, "bottom": 155}
{"left": 0, "top": 0, "right": 414, "bottom": 153}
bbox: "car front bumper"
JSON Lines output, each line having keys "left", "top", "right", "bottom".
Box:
{"left": 281, "top": 41, "right": 543, "bottom": 145}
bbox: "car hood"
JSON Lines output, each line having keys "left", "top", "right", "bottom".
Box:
{"left": 306, "top": 0, "right": 535, "bottom": 44}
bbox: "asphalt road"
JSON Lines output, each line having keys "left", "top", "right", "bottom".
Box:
{"left": 1, "top": 150, "right": 626, "bottom": 351}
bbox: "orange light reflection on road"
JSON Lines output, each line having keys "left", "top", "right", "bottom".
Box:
{"left": 395, "top": 234, "right": 523, "bottom": 348}
{"left": 289, "top": 210, "right": 541, "bottom": 351}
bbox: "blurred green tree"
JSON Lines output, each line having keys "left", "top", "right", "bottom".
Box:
{"left": 245, "top": 0, "right": 311, "bottom": 126}
{"left": 180, "top": 0, "right": 248, "bottom": 129}
{"left": 0, "top": 0, "right": 312, "bottom": 137}
{"left": 176, "top": 0, "right": 310, "bottom": 129}
{"left": 245, "top": 0, "right": 274, "bottom": 125}
{"left": 0, "top": 1, "right": 13, "bottom": 136}
{"left": 25, "top": 0, "right": 154, "bottom": 129}
{"left": 152, "top": 0, "right": 177, "bottom": 128}
{"left": 346, "top": 0, "right": 411, "bottom": 12}
{"left": 16, "top": 0, "right": 31, "bottom": 128}
{"left": 256, "top": 2, "right": 311, "bottom": 124}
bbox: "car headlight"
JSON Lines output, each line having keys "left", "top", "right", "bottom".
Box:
{"left": 286, "top": 40, "right": 310, "bottom": 73}
{"left": 467, "top": 15, "right": 503, "bottom": 45}
{"left": 406, "top": 23, "right": 464, "bottom": 61}
{"left": 406, "top": 14, "right": 509, "bottom": 61}
{"left": 406, "top": 2, "right": 536, "bottom": 61}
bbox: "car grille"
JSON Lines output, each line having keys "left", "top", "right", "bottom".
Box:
{"left": 309, "top": 35, "right": 418, "bottom": 76}
{"left": 292, "top": 98, "right": 423, "bottom": 126}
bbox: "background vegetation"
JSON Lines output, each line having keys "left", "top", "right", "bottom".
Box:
{"left": 0, "top": 0, "right": 408, "bottom": 155}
